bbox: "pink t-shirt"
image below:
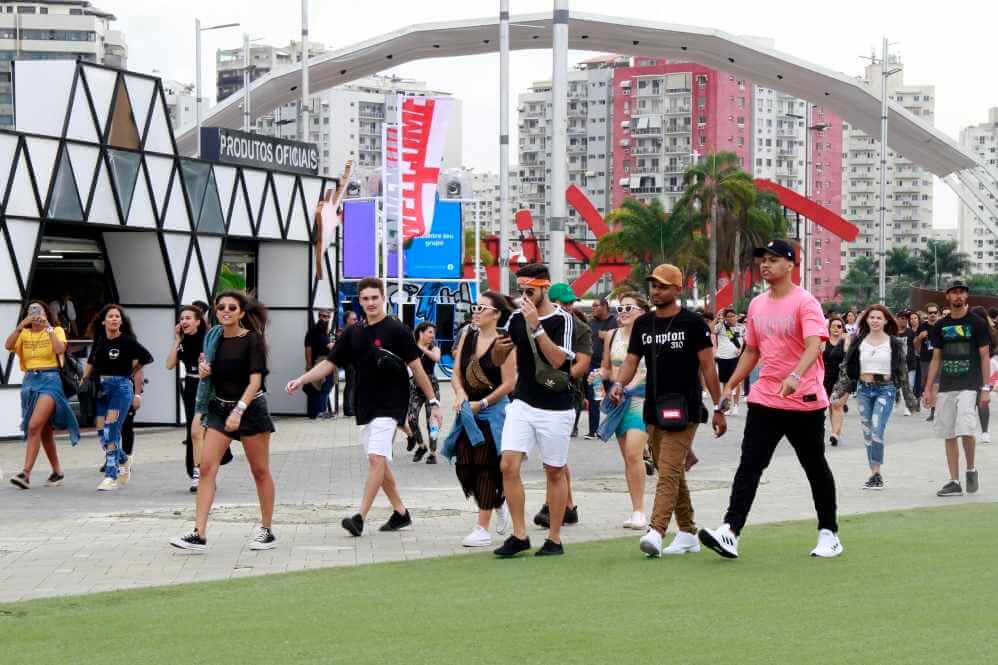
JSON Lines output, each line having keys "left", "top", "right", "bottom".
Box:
{"left": 745, "top": 285, "right": 829, "bottom": 411}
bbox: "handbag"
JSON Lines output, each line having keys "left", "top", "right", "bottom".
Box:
{"left": 525, "top": 322, "right": 573, "bottom": 392}
{"left": 57, "top": 353, "right": 80, "bottom": 398}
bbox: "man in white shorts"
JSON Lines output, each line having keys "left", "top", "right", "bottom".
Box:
{"left": 492, "top": 264, "right": 584, "bottom": 557}
{"left": 287, "top": 277, "right": 440, "bottom": 534}
{"left": 922, "top": 280, "right": 991, "bottom": 497}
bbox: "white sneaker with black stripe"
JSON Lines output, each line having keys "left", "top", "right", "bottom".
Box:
{"left": 698, "top": 523, "right": 739, "bottom": 559}
{"left": 810, "top": 529, "right": 844, "bottom": 558}
{"left": 248, "top": 526, "right": 277, "bottom": 550}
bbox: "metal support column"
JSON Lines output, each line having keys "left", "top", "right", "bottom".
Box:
{"left": 878, "top": 37, "right": 889, "bottom": 304}
{"left": 549, "top": 0, "right": 569, "bottom": 283}
{"left": 499, "top": 0, "right": 512, "bottom": 294}
{"left": 300, "top": 0, "right": 310, "bottom": 143}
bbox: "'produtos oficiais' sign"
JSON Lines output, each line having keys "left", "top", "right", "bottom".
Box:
{"left": 200, "top": 128, "right": 319, "bottom": 175}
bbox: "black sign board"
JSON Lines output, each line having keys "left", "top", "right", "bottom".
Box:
{"left": 200, "top": 127, "right": 320, "bottom": 175}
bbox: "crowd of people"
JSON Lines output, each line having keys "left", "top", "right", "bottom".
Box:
{"left": 5, "top": 237, "right": 995, "bottom": 561}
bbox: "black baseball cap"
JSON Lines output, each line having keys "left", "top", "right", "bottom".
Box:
{"left": 946, "top": 279, "right": 970, "bottom": 294}
{"left": 753, "top": 239, "right": 796, "bottom": 262}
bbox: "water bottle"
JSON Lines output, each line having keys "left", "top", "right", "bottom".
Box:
{"left": 429, "top": 422, "right": 440, "bottom": 441}
{"left": 592, "top": 371, "right": 604, "bottom": 401}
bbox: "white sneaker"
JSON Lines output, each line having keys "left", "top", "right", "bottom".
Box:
{"left": 639, "top": 528, "right": 663, "bottom": 557}
{"left": 461, "top": 525, "right": 492, "bottom": 548}
{"left": 698, "top": 523, "right": 739, "bottom": 559}
{"left": 903, "top": 406, "right": 911, "bottom": 417}
{"left": 190, "top": 468, "right": 200, "bottom": 493}
{"left": 623, "top": 511, "right": 648, "bottom": 530}
{"left": 810, "top": 529, "right": 844, "bottom": 558}
{"left": 495, "top": 502, "right": 512, "bottom": 535}
{"left": 97, "top": 477, "right": 118, "bottom": 492}
{"left": 730, "top": 404, "right": 739, "bottom": 417}
{"left": 663, "top": 530, "right": 702, "bottom": 555}
{"left": 981, "top": 432, "right": 991, "bottom": 444}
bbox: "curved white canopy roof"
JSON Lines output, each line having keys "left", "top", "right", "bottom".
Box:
{"left": 176, "top": 11, "right": 979, "bottom": 177}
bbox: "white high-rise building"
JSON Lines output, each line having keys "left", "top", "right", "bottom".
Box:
{"left": 159, "top": 76, "right": 195, "bottom": 131}
{"left": 0, "top": 0, "right": 127, "bottom": 129}
{"left": 840, "top": 55, "right": 935, "bottom": 274}
{"left": 465, "top": 169, "right": 521, "bottom": 237}
{"left": 957, "top": 107, "right": 998, "bottom": 274}
{"left": 518, "top": 58, "right": 616, "bottom": 280}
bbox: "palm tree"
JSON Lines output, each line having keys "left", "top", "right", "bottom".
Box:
{"left": 916, "top": 240, "right": 970, "bottom": 289}
{"left": 591, "top": 197, "right": 704, "bottom": 295}
{"left": 836, "top": 255, "right": 878, "bottom": 309}
{"left": 886, "top": 246, "right": 922, "bottom": 283}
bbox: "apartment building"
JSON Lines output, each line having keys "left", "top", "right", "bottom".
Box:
{"left": 957, "top": 107, "right": 998, "bottom": 274}
{"left": 466, "top": 168, "right": 521, "bottom": 237}
{"left": 1, "top": 0, "right": 127, "bottom": 129}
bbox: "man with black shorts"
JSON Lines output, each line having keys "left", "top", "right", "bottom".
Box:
{"left": 492, "top": 264, "right": 583, "bottom": 557}
{"left": 922, "top": 280, "right": 991, "bottom": 497}
{"left": 715, "top": 308, "right": 745, "bottom": 416}
{"left": 287, "top": 277, "right": 440, "bottom": 535}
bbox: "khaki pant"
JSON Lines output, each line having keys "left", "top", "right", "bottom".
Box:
{"left": 647, "top": 424, "right": 698, "bottom": 535}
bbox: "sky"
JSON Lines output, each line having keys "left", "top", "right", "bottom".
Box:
{"left": 105, "top": 0, "right": 998, "bottom": 229}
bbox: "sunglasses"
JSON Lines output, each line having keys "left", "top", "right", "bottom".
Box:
{"left": 216, "top": 303, "right": 240, "bottom": 313}
{"left": 830, "top": 323, "right": 843, "bottom": 328}
{"left": 470, "top": 304, "right": 497, "bottom": 314}
{"left": 517, "top": 287, "right": 539, "bottom": 298}
{"left": 927, "top": 311, "right": 939, "bottom": 316}
{"left": 615, "top": 304, "right": 640, "bottom": 314}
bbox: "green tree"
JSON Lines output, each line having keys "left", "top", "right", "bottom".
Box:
{"left": 886, "top": 247, "right": 921, "bottom": 283}
{"left": 887, "top": 277, "right": 919, "bottom": 313}
{"left": 463, "top": 228, "right": 495, "bottom": 266}
{"left": 966, "top": 273, "right": 998, "bottom": 294}
{"left": 836, "top": 255, "right": 878, "bottom": 309}
{"left": 592, "top": 197, "right": 704, "bottom": 294}
{"left": 917, "top": 240, "right": 970, "bottom": 289}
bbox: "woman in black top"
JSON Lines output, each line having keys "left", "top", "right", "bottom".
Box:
{"left": 81, "top": 305, "right": 153, "bottom": 491}
{"left": 445, "top": 291, "right": 517, "bottom": 547}
{"left": 406, "top": 322, "right": 442, "bottom": 463}
{"left": 823, "top": 316, "right": 849, "bottom": 447}
{"left": 171, "top": 291, "right": 276, "bottom": 553}
{"left": 166, "top": 305, "right": 208, "bottom": 491}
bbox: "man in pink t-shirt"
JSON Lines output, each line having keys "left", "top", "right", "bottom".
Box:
{"left": 699, "top": 240, "right": 843, "bottom": 560}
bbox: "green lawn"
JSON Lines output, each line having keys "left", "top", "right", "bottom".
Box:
{"left": 2, "top": 505, "right": 996, "bottom": 665}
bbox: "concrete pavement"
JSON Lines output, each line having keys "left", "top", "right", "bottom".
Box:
{"left": 1, "top": 387, "right": 994, "bottom": 603}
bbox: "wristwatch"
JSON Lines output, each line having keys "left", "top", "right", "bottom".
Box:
{"left": 45, "top": 326, "right": 54, "bottom": 334}
{"left": 983, "top": 385, "right": 993, "bottom": 393}
{"left": 428, "top": 399, "right": 441, "bottom": 407}
{"left": 789, "top": 372, "right": 803, "bottom": 382}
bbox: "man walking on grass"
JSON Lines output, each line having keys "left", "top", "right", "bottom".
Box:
{"left": 287, "top": 277, "right": 441, "bottom": 535}
{"left": 922, "top": 280, "right": 991, "bottom": 497}
{"left": 699, "top": 240, "right": 843, "bottom": 560}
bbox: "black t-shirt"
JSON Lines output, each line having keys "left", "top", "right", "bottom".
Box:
{"left": 507, "top": 307, "right": 576, "bottom": 411}
{"left": 178, "top": 329, "right": 205, "bottom": 376}
{"left": 928, "top": 313, "right": 991, "bottom": 393}
{"left": 628, "top": 309, "right": 713, "bottom": 426}
{"left": 899, "top": 328, "right": 918, "bottom": 371}
{"left": 917, "top": 322, "right": 935, "bottom": 362}
{"left": 304, "top": 322, "right": 333, "bottom": 367}
{"left": 211, "top": 331, "right": 268, "bottom": 400}
{"left": 328, "top": 317, "right": 419, "bottom": 425}
{"left": 88, "top": 335, "right": 153, "bottom": 377}
{"left": 589, "top": 314, "right": 618, "bottom": 365}
{"left": 418, "top": 345, "right": 437, "bottom": 377}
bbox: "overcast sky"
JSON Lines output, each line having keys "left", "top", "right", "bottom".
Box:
{"left": 106, "top": 0, "right": 998, "bottom": 229}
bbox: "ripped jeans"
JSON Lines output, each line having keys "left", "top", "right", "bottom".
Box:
{"left": 96, "top": 376, "right": 133, "bottom": 480}
{"left": 856, "top": 381, "right": 896, "bottom": 468}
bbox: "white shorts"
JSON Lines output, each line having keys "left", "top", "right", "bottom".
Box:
{"left": 934, "top": 391, "right": 981, "bottom": 440}
{"left": 360, "top": 417, "right": 398, "bottom": 461}
{"left": 500, "top": 400, "right": 574, "bottom": 468}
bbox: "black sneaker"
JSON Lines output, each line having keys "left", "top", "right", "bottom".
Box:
{"left": 341, "top": 513, "right": 364, "bottom": 537}
{"left": 863, "top": 474, "right": 877, "bottom": 490}
{"left": 406, "top": 435, "right": 417, "bottom": 452}
{"left": 248, "top": 526, "right": 277, "bottom": 550}
{"left": 829, "top": 435, "right": 839, "bottom": 447}
{"left": 379, "top": 510, "right": 413, "bottom": 532}
{"left": 936, "top": 480, "right": 963, "bottom": 497}
{"left": 170, "top": 530, "right": 207, "bottom": 552}
{"left": 533, "top": 504, "right": 550, "bottom": 528}
{"left": 494, "top": 535, "right": 531, "bottom": 557}
{"left": 926, "top": 410, "right": 934, "bottom": 422}
{"left": 966, "top": 470, "right": 979, "bottom": 495}
{"left": 10, "top": 472, "right": 29, "bottom": 490}
{"left": 426, "top": 453, "right": 438, "bottom": 465}
{"left": 534, "top": 539, "right": 565, "bottom": 556}
{"left": 564, "top": 505, "right": 579, "bottom": 525}
{"left": 413, "top": 447, "right": 428, "bottom": 463}
{"left": 45, "top": 473, "right": 65, "bottom": 487}
{"left": 584, "top": 433, "right": 597, "bottom": 440}
{"left": 875, "top": 473, "right": 885, "bottom": 489}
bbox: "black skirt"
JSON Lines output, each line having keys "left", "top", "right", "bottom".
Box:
{"left": 454, "top": 419, "right": 504, "bottom": 511}
{"left": 204, "top": 395, "right": 276, "bottom": 441}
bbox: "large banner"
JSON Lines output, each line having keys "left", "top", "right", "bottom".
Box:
{"left": 390, "top": 95, "right": 455, "bottom": 242}
{"left": 342, "top": 199, "right": 378, "bottom": 279}
{"left": 388, "top": 199, "right": 462, "bottom": 279}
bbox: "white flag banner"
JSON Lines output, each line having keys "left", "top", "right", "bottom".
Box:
{"left": 398, "top": 95, "right": 454, "bottom": 242}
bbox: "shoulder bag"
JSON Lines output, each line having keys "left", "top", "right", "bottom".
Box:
{"left": 525, "top": 321, "right": 573, "bottom": 393}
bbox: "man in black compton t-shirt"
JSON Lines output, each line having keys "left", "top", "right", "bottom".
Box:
{"left": 288, "top": 278, "right": 441, "bottom": 535}
{"left": 922, "top": 281, "right": 992, "bottom": 497}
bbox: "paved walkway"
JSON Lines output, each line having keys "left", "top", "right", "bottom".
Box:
{"left": 1, "top": 388, "right": 994, "bottom": 603}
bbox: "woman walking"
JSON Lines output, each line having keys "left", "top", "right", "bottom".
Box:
{"left": 166, "top": 305, "right": 209, "bottom": 491}
{"left": 823, "top": 316, "right": 849, "bottom": 447}
{"left": 832, "top": 304, "right": 917, "bottom": 489}
{"left": 908, "top": 311, "right": 924, "bottom": 401}
{"left": 442, "top": 291, "right": 517, "bottom": 547}
{"left": 171, "top": 291, "right": 276, "bottom": 552}
{"left": 81, "top": 305, "right": 153, "bottom": 491}
{"left": 407, "top": 322, "right": 441, "bottom": 464}
{"left": 5, "top": 301, "right": 80, "bottom": 489}
{"left": 597, "top": 292, "right": 650, "bottom": 530}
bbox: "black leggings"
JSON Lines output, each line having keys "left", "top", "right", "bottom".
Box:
{"left": 981, "top": 404, "right": 990, "bottom": 434}
{"left": 121, "top": 408, "right": 136, "bottom": 456}
{"left": 183, "top": 378, "right": 199, "bottom": 477}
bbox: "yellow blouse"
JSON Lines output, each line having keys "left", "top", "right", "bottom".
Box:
{"left": 14, "top": 327, "right": 67, "bottom": 371}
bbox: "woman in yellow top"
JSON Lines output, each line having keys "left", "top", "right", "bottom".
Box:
{"left": 4, "top": 300, "right": 81, "bottom": 489}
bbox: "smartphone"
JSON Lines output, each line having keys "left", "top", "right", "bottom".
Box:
{"left": 498, "top": 328, "right": 510, "bottom": 338}
{"left": 28, "top": 304, "right": 44, "bottom": 317}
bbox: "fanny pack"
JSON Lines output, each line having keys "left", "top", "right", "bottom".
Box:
{"left": 654, "top": 393, "right": 689, "bottom": 431}
{"left": 525, "top": 323, "right": 573, "bottom": 393}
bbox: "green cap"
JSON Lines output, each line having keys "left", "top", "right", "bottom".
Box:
{"left": 548, "top": 282, "right": 578, "bottom": 305}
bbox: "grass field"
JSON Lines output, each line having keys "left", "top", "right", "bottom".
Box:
{"left": 2, "top": 504, "right": 996, "bottom": 665}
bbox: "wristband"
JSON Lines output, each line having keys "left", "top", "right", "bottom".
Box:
{"left": 532, "top": 327, "right": 547, "bottom": 338}
{"left": 428, "top": 399, "right": 440, "bottom": 407}
{"left": 236, "top": 400, "right": 248, "bottom": 411}
{"left": 479, "top": 399, "right": 489, "bottom": 411}
{"left": 45, "top": 326, "right": 55, "bottom": 334}
{"left": 789, "top": 372, "right": 803, "bottom": 381}
{"left": 984, "top": 385, "right": 993, "bottom": 393}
